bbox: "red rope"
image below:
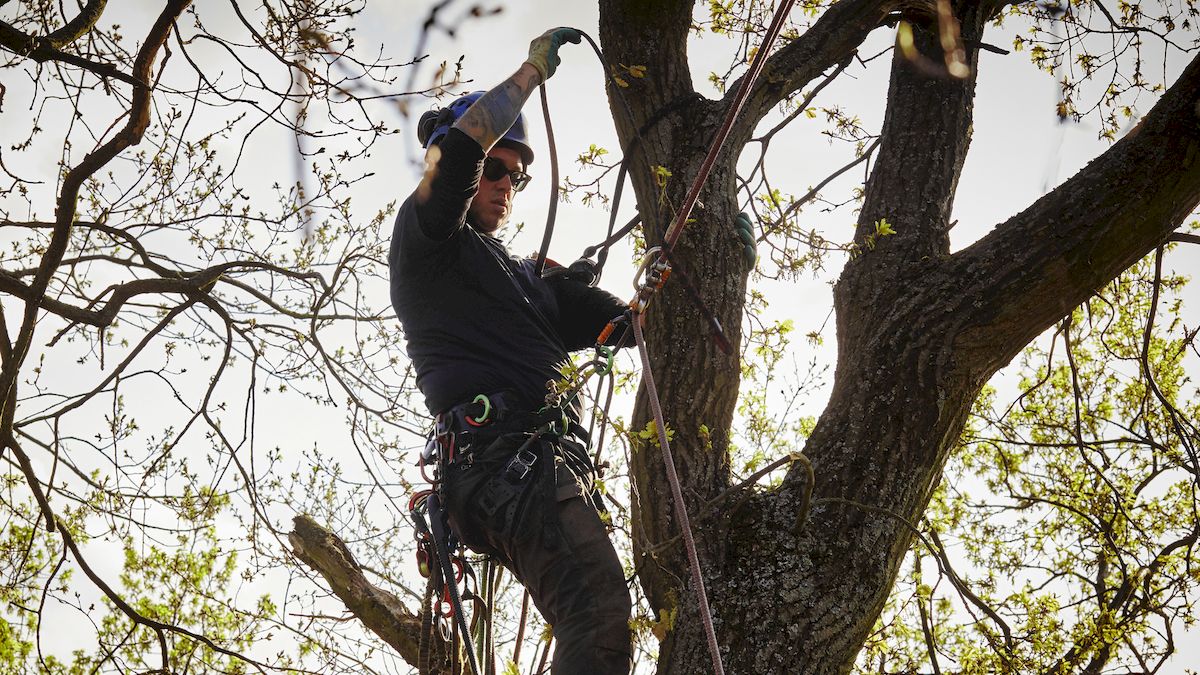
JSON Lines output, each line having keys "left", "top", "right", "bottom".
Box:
{"left": 661, "top": 0, "right": 797, "bottom": 253}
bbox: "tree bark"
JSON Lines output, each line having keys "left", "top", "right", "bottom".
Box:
{"left": 289, "top": 515, "right": 457, "bottom": 673}
{"left": 594, "top": 0, "right": 1200, "bottom": 673}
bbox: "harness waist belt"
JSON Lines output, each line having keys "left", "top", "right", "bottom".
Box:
{"left": 437, "top": 392, "right": 590, "bottom": 445}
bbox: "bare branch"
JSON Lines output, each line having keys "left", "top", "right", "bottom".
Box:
{"left": 951, "top": 52, "right": 1200, "bottom": 374}
{"left": 288, "top": 515, "right": 425, "bottom": 667}
{"left": 0, "top": 0, "right": 191, "bottom": 428}
{"left": 0, "top": 1, "right": 138, "bottom": 87}
{"left": 1168, "top": 232, "right": 1200, "bottom": 245}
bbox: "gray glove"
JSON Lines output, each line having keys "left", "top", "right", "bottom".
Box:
{"left": 525, "top": 27, "right": 582, "bottom": 82}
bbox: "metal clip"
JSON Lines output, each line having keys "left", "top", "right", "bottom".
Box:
{"left": 503, "top": 449, "right": 538, "bottom": 482}
{"left": 632, "top": 247, "right": 671, "bottom": 312}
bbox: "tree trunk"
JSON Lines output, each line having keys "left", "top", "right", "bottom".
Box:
{"left": 595, "top": 0, "right": 1200, "bottom": 673}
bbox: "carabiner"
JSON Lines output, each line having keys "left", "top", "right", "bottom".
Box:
{"left": 632, "top": 247, "right": 664, "bottom": 292}
{"left": 593, "top": 345, "right": 614, "bottom": 377}
{"left": 465, "top": 393, "right": 492, "bottom": 426}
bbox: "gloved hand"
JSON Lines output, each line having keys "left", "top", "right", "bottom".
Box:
{"left": 525, "top": 27, "right": 582, "bottom": 82}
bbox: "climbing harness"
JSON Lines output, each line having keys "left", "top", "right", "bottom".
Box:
{"left": 410, "top": 362, "right": 613, "bottom": 673}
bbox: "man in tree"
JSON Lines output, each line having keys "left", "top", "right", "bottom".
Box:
{"left": 388, "top": 27, "right": 634, "bottom": 673}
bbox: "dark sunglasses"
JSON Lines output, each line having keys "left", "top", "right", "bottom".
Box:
{"left": 482, "top": 156, "right": 531, "bottom": 192}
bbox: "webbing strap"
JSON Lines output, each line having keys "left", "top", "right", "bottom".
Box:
{"left": 427, "top": 494, "right": 482, "bottom": 675}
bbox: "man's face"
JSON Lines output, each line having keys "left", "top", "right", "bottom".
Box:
{"left": 468, "top": 146, "right": 523, "bottom": 235}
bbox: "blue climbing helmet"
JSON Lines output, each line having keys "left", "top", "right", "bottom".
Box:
{"left": 417, "top": 91, "right": 535, "bottom": 167}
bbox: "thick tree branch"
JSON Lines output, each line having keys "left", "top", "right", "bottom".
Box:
{"left": 853, "top": 1, "right": 987, "bottom": 264}
{"left": 951, "top": 51, "right": 1200, "bottom": 374}
{"left": 288, "top": 515, "right": 424, "bottom": 667}
{"left": 598, "top": 0, "right": 697, "bottom": 140}
{"left": 833, "top": 2, "right": 987, "bottom": 358}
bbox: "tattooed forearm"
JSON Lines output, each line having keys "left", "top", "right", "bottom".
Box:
{"left": 453, "top": 63, "right": 541, "bottom": 152}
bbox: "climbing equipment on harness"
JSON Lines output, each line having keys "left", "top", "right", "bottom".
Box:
{"left": 410, "top": 378, "right": 608, "bottom": 673}
{"left": 466, "top": 393, "right": 491, "bottom": 426}
{"left": 410, "top": 490, "right": 483, "bottom": 675}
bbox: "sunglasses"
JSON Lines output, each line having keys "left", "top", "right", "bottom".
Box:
{"left": 482, "top": 156, "right": 531, "bottom": 192}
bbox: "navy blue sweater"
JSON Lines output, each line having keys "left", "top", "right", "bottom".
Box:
{"left": 389, "top": 129, "right": 627, "bottom": 414}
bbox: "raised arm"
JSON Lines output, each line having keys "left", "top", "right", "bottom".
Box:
{"left": 407, "top": 28, "right": 581, "bottom": 243}
{"left": 452, "top": 27, "right": 581, "bottom": 151}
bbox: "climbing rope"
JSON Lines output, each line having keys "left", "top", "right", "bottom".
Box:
{"left": 600, "top": 2, "right": 799, "bottom": 673}
{"left": 532, "top": 83, "right": 560, "bottom": 278}
{"left": 631, "top": 314, "right": 725, "bottom": 675}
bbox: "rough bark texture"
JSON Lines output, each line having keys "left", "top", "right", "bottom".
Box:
{"left": 289, "top": 516, "right": 456, "bottom": 671}
{"left": 594, "top": 1, "right": 1200, "bottom": 674}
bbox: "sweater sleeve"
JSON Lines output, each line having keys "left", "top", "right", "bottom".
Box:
{"left": 548, "top": 277, "right": 630, "bottom": 351}
{"left": 412, "top": 128, "right": 486, "bottom": 241}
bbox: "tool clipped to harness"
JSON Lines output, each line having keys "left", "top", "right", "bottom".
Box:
{"left": 426, "top": 492, "right": 482, "bottom": 675}
{"left": 591, "top": 345, "right": 615, "bottom": 377}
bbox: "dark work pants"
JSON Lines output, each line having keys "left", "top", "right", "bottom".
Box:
{"left": 443, "top": 434, "right": 632, "bottom": 674}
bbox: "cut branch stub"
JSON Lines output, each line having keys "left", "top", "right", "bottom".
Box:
{"left": 289, "top": 515, "right": 424, "bottom": 665}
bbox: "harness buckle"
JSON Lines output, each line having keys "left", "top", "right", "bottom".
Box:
{"left": 503, "top": 448, "right": 538, "bottom": 482}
